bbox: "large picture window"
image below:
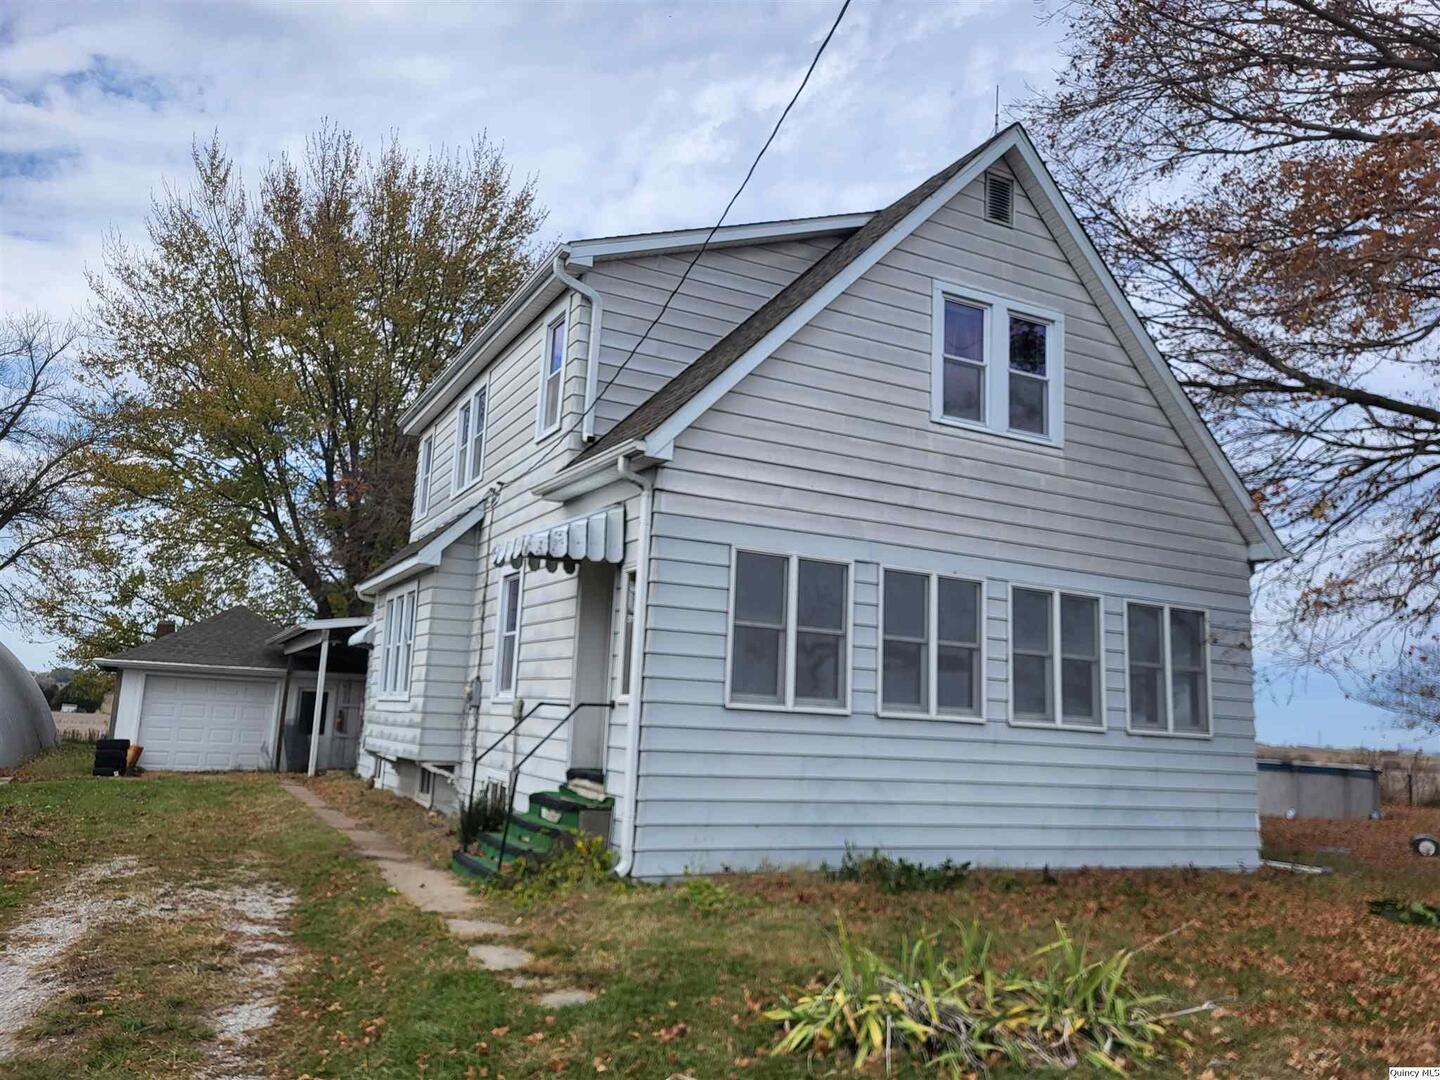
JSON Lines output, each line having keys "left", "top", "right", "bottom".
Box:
{"left": 931, "top": 281, "right": 1064, "bottom": 445}
{"left": 727, "top": 550, "right": 849, "bottom": 711}
{"left": 1126, "top": 603, "right": 1210, "bottom": 735}
{"left": 880, "top": 570, "right": 983, "bottom": 719}
{"left": 381, "top": 587, "right": 417, "bottom": 698}
{"left": 1009, "top": 587, "right": 1103, "bottom": 728}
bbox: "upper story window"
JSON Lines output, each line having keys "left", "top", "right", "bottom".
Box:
{"left": 454, "top": 385, "right": 488, "bottom": 490}
{"left": 1126, "top": 602, "right": 1210, "bottom": 736}
{"left": 616, "top": 569, "right": 636, "bottom": 701}
{"left": 537, "top": 316, "right": 566, "bottom": 437}
{"left": 380, "top": 586, "right": 417, "bottom": 698}
{"left": 880, "top": 569, "right": 983, "bottom": 720}
{"left": 727, "top": 550, "right": 849, "bottom": 712}
{"left": 415, "top": 434, "right": 433, "bottom": 518}
{"left": 930, "top": 282, "right": 1064, "bottom": 446}
{"left": 495, "top": 569, "right": 523, "bottom": 698}
{"left": 1010, "top": 586, "right": 1103, "bottom": 729}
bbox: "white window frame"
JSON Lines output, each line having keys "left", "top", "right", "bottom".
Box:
{"left": 1123, "top": 601, "right": 1214, "bottom": 739}
{"left": 1006, "top": 585, "right": 1106, "bottom": 731}
{"left": 877, "top": 567, "right": 987, "bottom": 723}
{"left": 453, "top": 383, "right": 488, "bottom": 491}
{"left": 930, "top": 280, "right": 1065, "bottom": 448}
{"left": 536, "top": 314, "right": 567, "bottom": 439}
{"left": 379, "top": 585, "right": 418, "bottom": 700}
{"left": 415, "top": 434, "right": 433, "bottom": 518}
{"left": 493, "top": 567, "right": 524, "bottom": 700}
{"left": 614, "top": 567, "right": 637, "bottom": 703}
{"left": 724, "top": 549, "right": 853, "bottom": 715}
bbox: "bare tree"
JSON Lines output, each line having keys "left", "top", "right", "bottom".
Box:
{"left": 0, "top": 313, "right": 96, "bottom": 618}
{"left": 1362, "top": 650, "right": 1440, "bottom": 737}
{"left": 1023, "top": 0, "right": 1440, "bottom": 661}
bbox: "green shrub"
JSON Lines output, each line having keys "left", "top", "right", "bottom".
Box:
{"left": 1369, "top": 898, "right": 1440, "bottom": 927}
{"left": 766, "top": 920, "right": 1183, "bottom": 1076}
{"left": 484, "top": 834, "right": 622, "bottom": 908}
{"left": 824, "top": 846, "right": 970, "bottom": 893}
{"left": 677, "top": 875, "right": 751, "bottom": 915}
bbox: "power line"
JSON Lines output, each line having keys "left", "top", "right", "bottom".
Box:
{"left": 530, "top": 0, "right": 852, "bottom": 475}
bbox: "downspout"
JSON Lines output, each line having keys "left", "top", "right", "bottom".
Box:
{"left": 550, "top": 250, "right": 604, "bottom": 442}
{"left": 613, "top": 451, "right": 654, "bottom": 878}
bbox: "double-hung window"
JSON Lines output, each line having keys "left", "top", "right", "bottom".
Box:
{"left": 1126, "top": 603, "right": 1210, "bottom": 735}
{"left": 381, "top": 587, "right": 417, "bottom": 698}
{"left": 616, "top": 569, "right": 636, "bottom": 700}
{"left": 454, "top": 386, "right": 487, "bottom": 489}
{"left": 880, "top": 570, "right": 983, "bottom": 719}
{"left": 537, "top": 316, "right": 566, "bottom": 437}
{"left": 931, "top": 282, "right": 1063, "bottom": 444}
{"left": 1010, "top": 587, "right": 1103, "bottom": 728}
{"left": 728, "top": 551, "right": 849, "bottom": 711}
{"left": 495, "top": 570, "right": 523, "bottom": 698}
{"left": 415, "top": 435, "right": 434, "bottom": 517}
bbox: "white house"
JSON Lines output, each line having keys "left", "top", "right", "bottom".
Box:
{"left": 353, "top": 125, "right": 1286, "bottom": 878}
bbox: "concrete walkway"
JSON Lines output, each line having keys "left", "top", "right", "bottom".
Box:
{"left": 280, "top": 781, "right": 597, "bottom": 1008}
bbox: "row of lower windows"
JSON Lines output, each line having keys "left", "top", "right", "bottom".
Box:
{"left": 726, "top": 550, "right": 1212, "bottom": 736}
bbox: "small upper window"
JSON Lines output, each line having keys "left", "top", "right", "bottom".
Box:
{"left": 984, "top": 172, "right": 1014, "bottom": 226}
{"left": 538, "top": 317, "right": 565, "bottom": 436}
{"left": 415, "top": 434, "right": 433, "bottom": 517}
{"left": 931, "top": 283, "right": 1064, "bottom": 445}
{"left": 454, "top": 386, "right": 487, "bottom": 489}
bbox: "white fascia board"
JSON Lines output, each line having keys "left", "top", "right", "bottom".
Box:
{"left": 401, "top": 252, "right": 567, "bottom": 435}
{"left": 355, "top": 502, "right": 487, "bottom": 598}
{"left": 266, "top": 617, "right": 370, "bottom": 647}
{"left": 92, "top": 659, "right": 286, "bottom": 677}
{"left": 643, "top": 131, "right": 1024, "bottom": 455}
{"left": 530, "top": 439, "right": 658, "bottom": 502}
{"left": 565, "top": 213, "right": 873, "bottom": 267}
{"left": 1005, "top": 137, "right": 1288, "bottom": 562}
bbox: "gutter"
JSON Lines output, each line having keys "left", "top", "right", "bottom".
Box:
{"left": 550, "top": 249, "right": 605, "bottom": 443}
{"left": 612, "top": 450, "right": 655, "bottom": 878}
{"left": 529, "top": 438, "right": 653, "bottom": 502}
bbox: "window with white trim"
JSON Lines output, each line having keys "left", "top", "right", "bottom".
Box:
{"left": 728, "top": 551, "right": 849, "bottom": 711}
{"left": 1126, "top": 603, "right": 1210, "bottom": 735}
{"left": 454, "top": 385, "right": 487, "bottom": 489}
{"left": 381, "top": 587, "right": 417, "bottom": 697}
{"left": 495, "top": 570, "right": 523, "bottom": 697}
{"left": 537, "top": 316, "right": 565, "bottom": 436}
{"left": 415, "top": 434, "right": 433, "bottom": 517}
{"left": 616, "top": 569, "right": 636, "bottom": 700}
{"left": 931, "top": 283, "right": 1064, "bottom": 444}
{"left": 1010, "top": 587, "right": 1103, "bottom": 727}
{"left": 880, "top": 570, "right": 983, "bottom": 718}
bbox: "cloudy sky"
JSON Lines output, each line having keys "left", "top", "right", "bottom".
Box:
{"left": 0, "top": 0, "right": 1424, "bottom": 749}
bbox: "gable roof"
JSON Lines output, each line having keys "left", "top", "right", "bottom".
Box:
{"left": 96, "top": 607, "right": 286, "bottom": 672}
{"left": 556, "top": 124, "right": 1286, "bottom": 562}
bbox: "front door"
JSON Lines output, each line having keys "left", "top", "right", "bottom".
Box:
{"left": 570, "top": 561, "right": 616, "bottom": 773}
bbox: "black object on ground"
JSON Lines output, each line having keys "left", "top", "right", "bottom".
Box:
{"left": 92, "top": 738, "right": 130, "bottom": 777}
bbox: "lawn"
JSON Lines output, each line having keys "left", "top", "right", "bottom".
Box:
{"left": 0, "top": 742, "right": 1436, "bottom": 1079}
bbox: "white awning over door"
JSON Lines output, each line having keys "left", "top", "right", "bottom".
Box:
{"left": 493, "top": 505, "right": 624, "bottom": 569}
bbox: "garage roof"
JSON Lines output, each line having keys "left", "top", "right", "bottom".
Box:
{"left": 96, "top": 607, "right": 286, "bottom": 672}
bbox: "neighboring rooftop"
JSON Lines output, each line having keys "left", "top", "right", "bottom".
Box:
{"left": 97, "top": 606, "right": 285, "bottom": 670}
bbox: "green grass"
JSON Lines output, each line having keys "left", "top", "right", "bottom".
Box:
{"left": 2, "top": 762, "right": 1438, "bottom": 1078}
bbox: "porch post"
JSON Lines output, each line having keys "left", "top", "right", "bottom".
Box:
{"left": 307, "top": 633, "right": 330, "bottom": 777}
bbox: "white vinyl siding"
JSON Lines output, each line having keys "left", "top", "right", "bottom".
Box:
{"left": 537, "top": 316, "right": 566, "bottom": 437}
{"left": 930, "top": 280, "right": 1065, "bottom": 446}
{"left": 726, "top": 550, "right": 850, "bottom": 712}
{"left": 1126, "top": 602, "right": 1211, "bottom": 737}
{"left": 880, "top": 569, "right": 983, "bottom": 720}
{"left": 415, "top": 435, "right": 433, "bottom": 517}
{"left": 381, "top": 587, "right": 417, "bottom": 698}
{"left": 1009, "top": 586, "right": 1102, "bottom": 729}
{"left": 495, "top": 569, "right": 523, "bottom": 698}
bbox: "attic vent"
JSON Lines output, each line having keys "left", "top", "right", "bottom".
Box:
{"left": 984, "top": 172, "right": 1014, "bottom": 226}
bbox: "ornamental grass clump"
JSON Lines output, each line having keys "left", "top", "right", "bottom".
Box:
{"left": 767, "top": 920, "right": 1190, "bottom": 1076}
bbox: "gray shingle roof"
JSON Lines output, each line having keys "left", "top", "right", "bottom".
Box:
{"left": 567, "top": 129, "right": 1008, "bottom": 470}
{"left": 99, "top": 606, "right": 286, "bottom": 670}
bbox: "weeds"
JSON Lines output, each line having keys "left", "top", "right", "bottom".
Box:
{"left": 1368, "top": 898, "right": 1440, "bottom": 927}
{"left": 767, "top": 919, "right": 1189, "bottom": 1076}
{"left": 457, "top": 781, "right": 508, "bottom": 850}
{"left": 824, "top": 846, "right": 970, "bottom": 893}
{"left": 483, "top": 834, "right": 623, "bottom": 908}
{"left": 677, "top": 875, "right": 752, "bottom": 915}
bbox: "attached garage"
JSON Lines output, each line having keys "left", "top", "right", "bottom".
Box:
{"left": 98, "top": 607, "right": 370, "bottom": 774}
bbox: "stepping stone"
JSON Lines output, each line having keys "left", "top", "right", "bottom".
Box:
{"left": 446, "top": 918, "right": 517, "bottom": 939}
{"left": 537, "top": 988, "right": 595, "bottom": 1008}
{"left": 375, "top": 860, "right": 475, "bottom": 915}
{"left": 504, "top": 974, "right": 535, "bottom": 988}
{"left": 468, "top": 943, "right": 532, "bottom": 971}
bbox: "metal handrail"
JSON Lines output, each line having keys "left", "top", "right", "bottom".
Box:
{"left": 463, "top": 700, "right": 549, "bottom": 849}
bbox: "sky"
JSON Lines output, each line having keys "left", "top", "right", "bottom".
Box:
{"left": 0, "top": 0, "right": 1430, "bottom": 751}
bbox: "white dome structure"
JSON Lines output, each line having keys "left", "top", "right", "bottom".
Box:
{"left": 0, "top": 638, "right": 57, "bottom": 768}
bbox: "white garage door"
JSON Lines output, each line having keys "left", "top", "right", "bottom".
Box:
{"left": 138, "top": 675, "right": 278, "bottom": 771}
